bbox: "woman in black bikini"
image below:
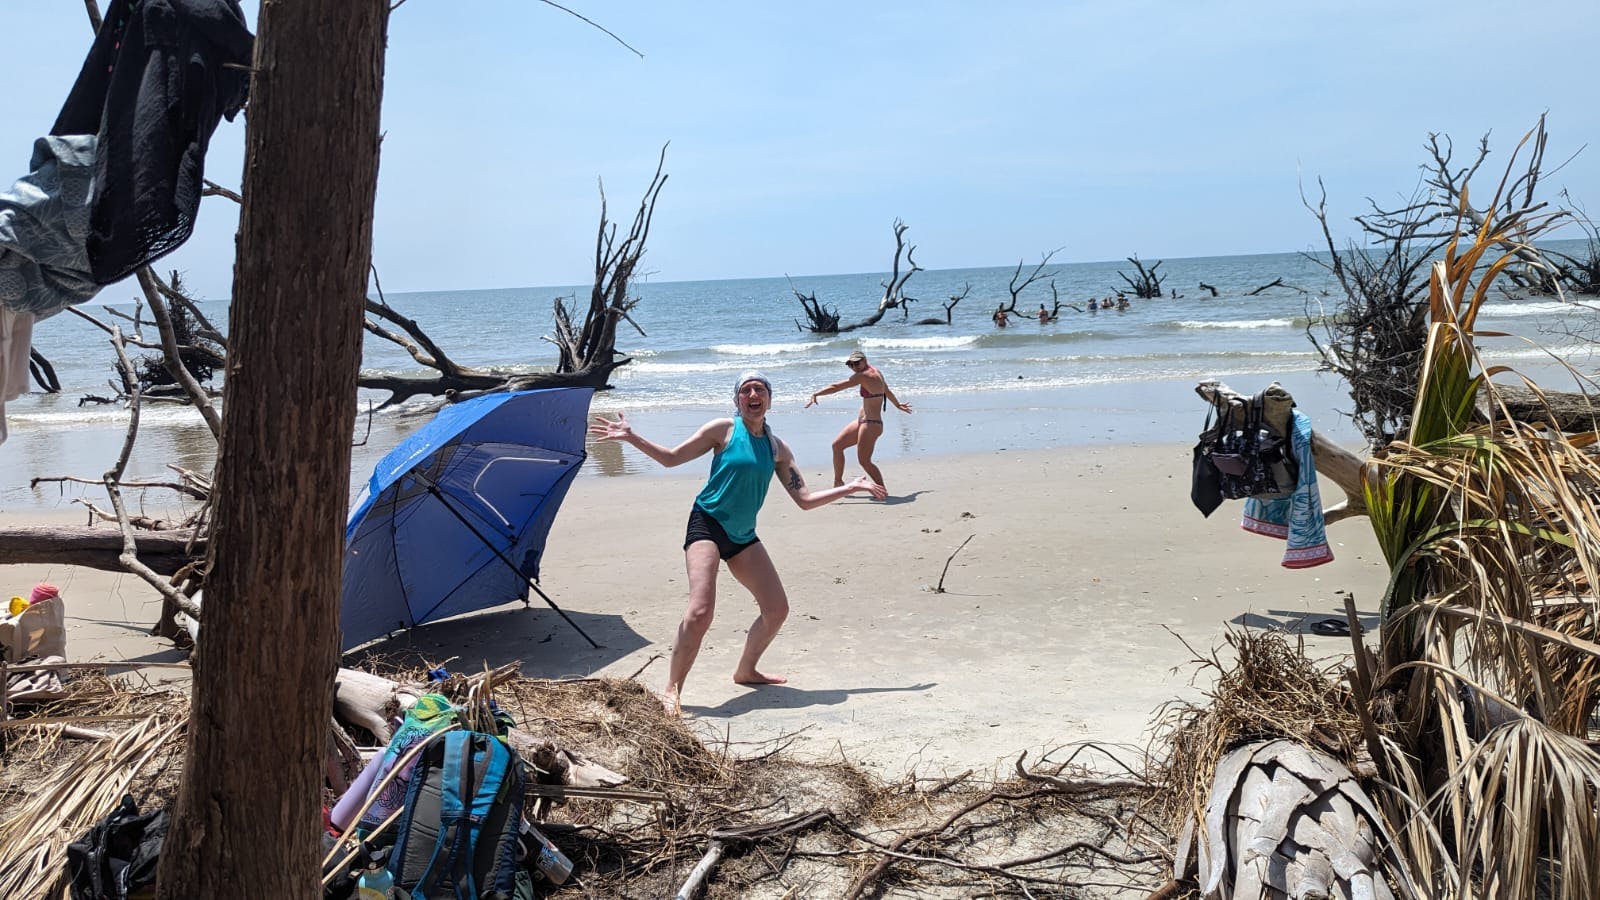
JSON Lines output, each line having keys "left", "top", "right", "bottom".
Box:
{"left": 805, "top": 349, "right": 912, "bottom": 491}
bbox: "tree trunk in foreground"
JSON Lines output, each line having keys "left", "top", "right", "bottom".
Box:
{"left": 155, "top": 1, "right": 387, "bottom": 896}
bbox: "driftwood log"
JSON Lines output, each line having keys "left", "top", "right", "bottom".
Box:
{"left": 1478, "top": 383, "right": 1600, "bottom": 433}
{"left": 0, "top": 525, "right": 201, "bottom": 575}
{"left": 1195, "top": 381, "right": 1370, "bottom": 523}
{"left": 331, "top": 667, "right": 424, "bottom": 744}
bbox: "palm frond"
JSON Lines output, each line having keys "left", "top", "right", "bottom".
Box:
{"left": 1354, "top": 118, "right": 1600, "bottom": 897}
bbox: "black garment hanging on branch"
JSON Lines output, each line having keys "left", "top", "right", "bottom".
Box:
{"left": 52, "top": 0, "right": 253, "bottom": 285}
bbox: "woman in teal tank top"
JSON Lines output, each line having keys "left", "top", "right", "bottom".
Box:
{"left": 590, "top": 371, "right": 887, "bottom": 715}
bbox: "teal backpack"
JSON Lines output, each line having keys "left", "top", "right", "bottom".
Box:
{"left": 387, "top": 730, "right": 531, "bottom": 899}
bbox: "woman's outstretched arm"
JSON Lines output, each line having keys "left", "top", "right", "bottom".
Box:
{"left": 805, "top": 375, "right": 863, "bottom": 408}
{"left": 772, "top": 438, "right": 885, "bottom": 508}
{"left": 589, "top": 414, "right": 727, "bottom": 468}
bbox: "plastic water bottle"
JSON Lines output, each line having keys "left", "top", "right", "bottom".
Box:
{"left": 520, "top": 818, "right": 573, "bottom": 885}
{"left": 356, "top": 859, "right": 394, "bottom": 899}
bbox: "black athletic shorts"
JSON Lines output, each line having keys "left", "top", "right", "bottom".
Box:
{"left": 684, "top": 505, "right": 759, "bottom": 560}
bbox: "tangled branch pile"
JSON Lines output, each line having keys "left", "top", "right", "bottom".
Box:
{"left": 3, "top": 661, "right": 1170, "bottom": 898}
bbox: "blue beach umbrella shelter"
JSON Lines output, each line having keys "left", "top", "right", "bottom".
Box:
{"left": 341, "top": 387, "right": 597, "bottom": 651}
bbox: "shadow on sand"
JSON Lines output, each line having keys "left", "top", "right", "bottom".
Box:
{"left": 345, "top": 604, "right": 650, "bottom": 679}
{"left": 1230, "top": 606, "right": 1380, "bottom": 637}
{"left": 881, "top": 491, "right": 929, "bottom": 506}
{"left": 685, "top": 681, "right": 936, "bottom": 717}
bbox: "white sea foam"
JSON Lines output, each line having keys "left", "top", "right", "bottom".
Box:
{"left": 857, "top": 335, "right": 979, "bottom": 351}
{"left": 7, "top": 403, "right": 205, "bottom": 427}
{"left": 1172, "top": 318, "right": 1297, "bottom": 329}
{"left": 628, "top": 357, "right": 811, "bottom": 375}
{"left": 1020, "top": 350, "right": 1317, "bottom": 364}
{"left": 1479, "top": 301, "right": 1599, "bottom": 318}
{"left": 1478, "top": 343, "right": 1596, "bottom": 361}
{"left": 709, "top": 341, "right": 831, "bottom": 356}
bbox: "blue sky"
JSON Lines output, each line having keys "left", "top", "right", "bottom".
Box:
{"left": 3, "top": 1, "right": 1596, "bottom": 299}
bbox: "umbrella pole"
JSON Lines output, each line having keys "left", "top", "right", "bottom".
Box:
{"left": 421, "top": 482, "right": 602, "bottom": 649}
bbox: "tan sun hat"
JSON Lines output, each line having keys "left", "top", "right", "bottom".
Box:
{"left": 845, "top": 349, "right": 867, "bottom": 365}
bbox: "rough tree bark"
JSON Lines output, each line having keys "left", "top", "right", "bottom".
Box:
{"left": 795, "top": 219, "right": 922, "bottom": 333}
{"left": 154, "top": 1, "right": 388, "bottom": 897}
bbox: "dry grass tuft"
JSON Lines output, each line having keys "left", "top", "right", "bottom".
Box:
{"left": 1148, "top": 629, "right": 1367, "bottom": 835}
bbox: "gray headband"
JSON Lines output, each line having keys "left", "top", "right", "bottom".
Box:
{"left": 734, "top": 371, "right": 772, "bottom": 410}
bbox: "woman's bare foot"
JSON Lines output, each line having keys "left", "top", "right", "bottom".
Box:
{"left": 660, "top": 688, "right": 682, "bottom": 716}
{"left": 732, "top": 670, "right": 788, "bottom": 686}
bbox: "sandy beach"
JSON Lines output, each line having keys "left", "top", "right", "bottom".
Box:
{"left": 5, "top": 438, "right": 1388, "bottom": 777}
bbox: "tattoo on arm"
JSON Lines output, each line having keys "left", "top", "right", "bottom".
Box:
{"left": 787, "top": 466, "right": 805, "bottom": 491}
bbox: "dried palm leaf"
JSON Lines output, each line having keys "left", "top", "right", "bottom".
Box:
{"left": 1355, "top": 119, "right": 1600, "bottom": 898}
{"left": 0, "top": 715, "right": 185, "bottom": 898}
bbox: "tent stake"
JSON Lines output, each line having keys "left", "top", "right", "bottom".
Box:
{"left": 418, "top": 479, "right": 602, "bottom": 649}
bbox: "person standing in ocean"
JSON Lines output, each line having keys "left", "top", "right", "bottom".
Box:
{"left": 805, "top": 349, "right": 912, "bottom": 492}
{"left": 589, "top": 372, "right": 885, "bottom": 715}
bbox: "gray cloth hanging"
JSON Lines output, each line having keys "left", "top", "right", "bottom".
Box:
{"left": 0, "top": 135, "right": 101, "bottom": 319}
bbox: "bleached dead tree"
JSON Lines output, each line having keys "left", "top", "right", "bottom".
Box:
{"left": 1117, "top": 255, "right": 1166, "bottom": 299}
{"left": 1301, "top": 175, "right": 1441, "bottom": 449}
{"left": 794, "top": 219, "right": 923, "bottom": 333}
{"left": 912, "top": 283, "right": 970, "bottom": 326}
{"left": 1356, "top": 114, "right": 1590, "bottom": 296}
{"left": 1546, "top": 202, "right": 1600, "bottom": 293}
{"left": 547, "top": 146, "right": 666, "bottom": 381}
{"left": 994, "top": 249, "right": 1061, "bottom": 318}
{"left": 1301, "top": 120, "right": 1581, "bottom": 449}
{"left": 360, "top": 148, "right": 669, "bottom": 407}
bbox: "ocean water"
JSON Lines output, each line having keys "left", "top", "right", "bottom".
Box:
{"left": 4, "top": 244, "right": 1597, "bottom": 510}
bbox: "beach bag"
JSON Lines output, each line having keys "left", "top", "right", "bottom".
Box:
{"left": 66, "top": 795, "right": 168, "bottom": 900}
{"left": 1197, "top": 392, "right": 1298, "bottom": 501}
{"left": 0, "top": 591, "right": 66, "bottom": 663}
{"left": 388, "top": 730, "right": 532, "bottom": 900}
{"left": 1191, "top": 439, "right": 1224, "bottom": 517}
